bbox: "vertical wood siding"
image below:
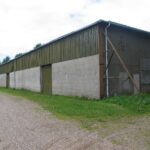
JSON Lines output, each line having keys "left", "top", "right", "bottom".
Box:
{"left": 0, "top": 25, "right": 99, "bottom": 74}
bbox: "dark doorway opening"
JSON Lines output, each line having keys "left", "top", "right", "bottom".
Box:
{"left": 6, "top": 73, "right": 9, "bottom": 88}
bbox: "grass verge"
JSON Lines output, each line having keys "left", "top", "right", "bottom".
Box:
{"left": 0, "top": 87, "right": 149, "bottom": 129}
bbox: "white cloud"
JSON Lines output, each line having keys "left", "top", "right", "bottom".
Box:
{"left": 0, "top": 0, "right": 150, "bottom": 60}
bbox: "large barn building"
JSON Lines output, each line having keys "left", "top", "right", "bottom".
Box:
{"left": 0, "top": 20, "right": 150, "bottom": 99}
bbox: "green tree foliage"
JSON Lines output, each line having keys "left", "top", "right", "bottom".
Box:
{"left": 15, "top": 53, "right": 23, "bottom": 59}
{"left": 34, "top": 43, "right": 42, "bottom": 50}
{"left": 2, "top": 56, "right": 10, "bottom": 64}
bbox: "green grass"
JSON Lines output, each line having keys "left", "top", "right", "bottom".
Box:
{"left": 0, "top": 87, "right": 150, "bottom": 129}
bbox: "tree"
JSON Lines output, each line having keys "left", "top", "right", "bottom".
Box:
{"left": 34, "top": 43, "right": 42, "bottom": 50}
{"left": 2, "top": 56, "right": 10, "bottom": 64}
{"left": 15, "top": 53, "right": 23, "bottom": 59}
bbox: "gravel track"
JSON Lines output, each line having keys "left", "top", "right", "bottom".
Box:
{"left": 0, "top": 93, "right": 149, "bottom": 150}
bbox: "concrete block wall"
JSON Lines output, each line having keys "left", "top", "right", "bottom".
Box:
{"left": 10, "top": 67, "right": 41, "bottom": 92}
{"left": 10, "top": 72, "right": 15, "bottom": 88}
{"left": 52, "top": 55, "right": 100, "bottom": 99}
{"left": 1, "top": 56, "right": 100, "bottom": 99}
{"left": 0, "top": 74, "right": 6, "bottom": 87}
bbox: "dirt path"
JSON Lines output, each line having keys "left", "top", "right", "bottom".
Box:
{"left": 0, "top": 93, "right": 149, "bottom": 150}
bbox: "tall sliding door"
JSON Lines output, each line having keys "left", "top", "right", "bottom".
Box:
{"left": 41, "top": 65, "right": 52, "bottom": 94}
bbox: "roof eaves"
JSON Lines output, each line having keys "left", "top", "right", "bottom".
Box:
{"left": 109, "top": 21, "right": 150, "bottom": 35}
{"left": 0, "top": 19, "right": 104, "bottom": 66}
{"left": 1, "top": 19, "right": 150, "bottom": 67}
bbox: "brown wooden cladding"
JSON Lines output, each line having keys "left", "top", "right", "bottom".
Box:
{"left": 0, "top": 25, "right": 99, "bottom": 74}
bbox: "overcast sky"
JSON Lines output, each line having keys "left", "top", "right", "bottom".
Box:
{"left": 0, "top": 0, "right": 150, "bottom": 60}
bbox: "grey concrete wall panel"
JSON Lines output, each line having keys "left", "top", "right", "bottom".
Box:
{"left": 133, "top": 74, "right": 139, "bottom": 94}
{"left": 10, "top": 72, "right": 15, "bottom": 88}
{"left": 141, "top": 71, "right": 150, "bottom": 84}
{"left": 118, "top": 72, "right": 133, "bottom": 94}
{"left": 15, "top": 70, "right": 23, "bottom": 89}
{"left": 140, "top": 58, "right": 150, "bottom": 92}
{"left": 10, "top": 67, "right": 41, "bottom": 92}
{"left": 52, "top": 55, "right": 100, "bottom": 99}
{"left": 0, "top": 74, "right": 6, "bottom": 87}
{"left": 140, "top": 59, "right": 150, "bottom": 70}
